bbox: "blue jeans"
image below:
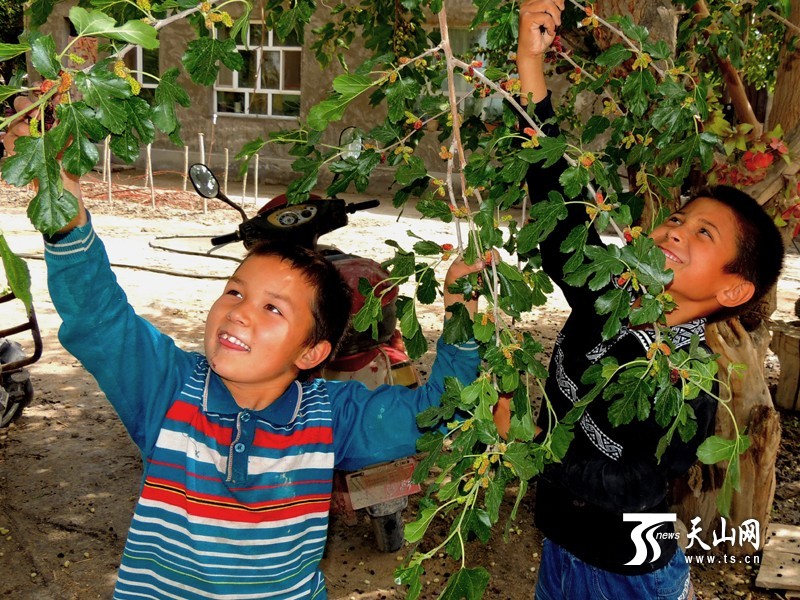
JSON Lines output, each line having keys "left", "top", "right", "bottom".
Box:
{"left": 535, "top": 539, "right": 694, "bottom": 600}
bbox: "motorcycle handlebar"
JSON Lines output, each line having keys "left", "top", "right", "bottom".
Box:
{"left": 346, "top": 199, "right": 380, "bottom": 213}
{"left": 211, "top": 231, "right": 241, "bottom": 246}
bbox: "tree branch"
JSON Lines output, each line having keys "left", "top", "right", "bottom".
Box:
{"left": 690, "top": 1, "right": 761, "bottom": 135}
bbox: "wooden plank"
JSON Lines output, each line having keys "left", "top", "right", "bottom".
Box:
{"left": 755, "top": 524, "right": 800, "bottom": 591}
{"left": 771, "top": 322, "right": 800, "bottom": 411}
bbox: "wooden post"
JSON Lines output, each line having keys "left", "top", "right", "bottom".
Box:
{"left": 183, "top": 146, "right": 189, "bottom": 191}
{"left": 199, "top": 133, "right": 206, "bottom": 214}
{"left": 105, "top": 136, "right": 111, "bottom": 202}
{"left": 241, "top": 169, "right": 248, "bottom": 213}
{"left": 254, "top": 154, "right": 259, "bottom": 207}
{"left": 102, "top": 137, "right": 109, "bottom": 183}
{"left": 771, "top": 321, "right": 800, "bottom": 411}
{"left": 146, "top": 144, "right": 155, "bottom": 208}
{"left": 224, "top": 148, "right": 229, "bottom": 196}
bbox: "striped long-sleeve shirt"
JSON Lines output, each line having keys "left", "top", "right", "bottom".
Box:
{"left": 44, "top": 217, "right": 480, "bottom": 599}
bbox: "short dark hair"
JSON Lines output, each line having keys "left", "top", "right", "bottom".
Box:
{"left": 688, "top": 185, "right": 784, "bottom": 321}
{"left": 242, "top": 241, "right": 353, "bottom": 370}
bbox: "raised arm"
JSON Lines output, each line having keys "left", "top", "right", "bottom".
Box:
{"left": 518, "top": 0, "right": 564, "bottom": 105}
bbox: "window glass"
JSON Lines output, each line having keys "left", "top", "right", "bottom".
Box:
{"left": 214, "top": 22, "right": 301, "bottom": 118}
{"left": 283, "top": 51, "right": 301, "bottom": 90}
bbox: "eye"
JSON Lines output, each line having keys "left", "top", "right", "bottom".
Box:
{"left": 698, "top": 227, "right": 712, "bottom": 238}
{"left": 226, "top": 289, "right": 243, "bottom": 298}
{"left": 668, "top": 215, "right": 682, "bottom": 224}
{"left": 265, "top": 303, "right": 282, "bottom": 315}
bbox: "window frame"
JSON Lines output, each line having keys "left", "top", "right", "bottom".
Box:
{"left": 213, "top": 23, "right": 302, "bottom": 119}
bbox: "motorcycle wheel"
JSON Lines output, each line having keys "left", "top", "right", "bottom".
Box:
{"left": 0, "top": 373, "right": 34, "bottom": 428}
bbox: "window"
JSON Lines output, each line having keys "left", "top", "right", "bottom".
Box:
{"left": 214, "top": 23, "right": 301, "bottom": 118}
{"left": 134, "top": 46, "right": 159, "bottom": 103}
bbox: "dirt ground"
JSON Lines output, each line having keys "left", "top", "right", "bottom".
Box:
{"left": 1, "top": 172, "right": 799, "bottom": 600}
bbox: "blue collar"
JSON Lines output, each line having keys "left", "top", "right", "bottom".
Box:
{"left": 202, "top": 370, "right": 302, "bottom": 425}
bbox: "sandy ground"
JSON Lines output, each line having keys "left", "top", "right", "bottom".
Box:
{"left": 1, "top": 172, "right": 799, "bottom": 600}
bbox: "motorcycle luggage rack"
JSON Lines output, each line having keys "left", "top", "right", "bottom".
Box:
{"left": 0, "top": 292, "right": 43, "bottom": 372}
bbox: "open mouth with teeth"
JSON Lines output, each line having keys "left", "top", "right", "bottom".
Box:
{"left": 659, "top": 246, "right": 682, "bottom": 264}
{"left": 219, "top": 332, "right": 251, "bottom": 351}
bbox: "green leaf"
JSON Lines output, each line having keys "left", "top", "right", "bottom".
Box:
{"left": 517, "top": 193, "right": 567, "bottom": 253}
{"left": 74, "top": 65, "right": 132, "bottom": 134}
{"left": 595, "top": 44, "right": 632, "bottom": 67}
{"left": 462, "top": 376, "right": 497, "bottom": 421}
{"left": 123, "top": 96, "right": 155, "bottom": 143}
{"left": 529, "top": 136, "right": 567, "bottom": 168}
{"left": 606, "top": 370, "right": 654, "bottom": 425}
{"left": 0, "top": 43, "right": 30, "bottom": 62}
{"left": 622, "top": 70, "right": 656, "bottom": 117}
{"left": 332, "top": 73, "right": 373, "bottom": 96}
{"left": 503, "top": 442, "right": 539, "bottom": 480}
{"left": 416, "top": 267, "right": 438, "bottom": 304}
{"left": 27, "top": 0, "right": 57, "bottom": 28}
{"left": 69, "top": 7, "right": 159, "bottom": 49}
{"left": 439, "top": 567, "right": 490, "bottom": 600}
{"left": 182, "top": 37, "right": 243, "bottom": 87}
{"left": 442, "top": 302, "right": 473, "bottom": 345}
{"left": 398, "top": 297, "right": 420, "bottom": 340}
{"left": 51, "top": 102, "right": 105, "bottom": 176}
{"left": 30, "top": 35, "right": 60, "bottom": 80}
{"left": 559, "top": 165, "right": 590, "bottom": 199}
{"left": 697, "top": 434, "right": 750, "bottom": 465}
{"left": 582, "top": 115, "right": 610, "bottom": 144}
{"left": 0, "top": 234, "right": 32, "bottom": 312}
{"left": 2, "top": 135, "right": 80, "bottom": 235}
{"left": 0, "top": 86, "right": 18, "bottom": 107}
{"left": 352, "top": 292, "right": 383, "bottom": 333}
{"left": 394, "top": 563, "right": 424, "bottom": 600}
{"left": 404, "top": 507, "right": 437, "bottom": 543}
{"left": 110, "top": 129, "right": 141, "bottom": 164}
{"left": 595, "top": 287, "right": 630, "bottom": 340}
{"left": 396, "top": 155, "right": 428, "bottom": 186}
{"left": 628, "top": 294, "right": 663, "bottom": 326}
{"left": 563, "top": 244, "right": 622, "bottom": 290}
{"left": 152, "top": 68, "right": 191, "bottom": 135}
{"left": 385, "top": 77, "right": 421, "bottom": 122}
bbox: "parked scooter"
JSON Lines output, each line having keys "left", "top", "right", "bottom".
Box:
{"left": 188, "top": 161, "right": 421, "bottom": 552}
{"left": 0, "top": 292, "right": 42, "bottom": 427}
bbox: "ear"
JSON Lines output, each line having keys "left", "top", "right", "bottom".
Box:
{"left": 295, "top": 340, "right": 332, "bottom": 371}
{"left": 716, "top": 278, "right": 755, "bottom": 308}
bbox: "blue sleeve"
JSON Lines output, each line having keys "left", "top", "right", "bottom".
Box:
{"left": 44, "top": 216, "right": 196, "bottom": 452}
{"left": 329, "top": 338, "right": 480, "bottom": 470}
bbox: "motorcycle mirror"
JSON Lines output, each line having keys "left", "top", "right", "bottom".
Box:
{"left": 189, "top": 163, "right": 219, "bottom": 199}
{"left": 189, "top": 163, "right": 248, "bottom": 222}
{"left": 339, "top": 127, "right": 362, "bottom": 160}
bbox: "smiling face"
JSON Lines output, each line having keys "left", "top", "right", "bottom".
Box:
{"left": 203, "top": 254, "right": 331, "bottom": 408}
{"left": 649, "top": 196, "right": 755, "bottom": 323}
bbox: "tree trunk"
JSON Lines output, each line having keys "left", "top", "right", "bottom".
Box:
{"left": 768, "top": 0, "right": 800, "bottom": 133}
{"left": 672, "top": 319, "right": 780, "bottom": 554}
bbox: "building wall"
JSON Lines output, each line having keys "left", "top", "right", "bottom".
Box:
{"left": 35, "top": 1, "right": 482, "bottom": 194}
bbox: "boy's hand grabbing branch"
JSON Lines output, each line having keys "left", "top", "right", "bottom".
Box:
{"left": 2, "top": 95, "right": 86, "bottom": 234}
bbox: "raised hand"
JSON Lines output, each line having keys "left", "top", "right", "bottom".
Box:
{"left": 518, "top": 0, "right": 565, "bottom": 60}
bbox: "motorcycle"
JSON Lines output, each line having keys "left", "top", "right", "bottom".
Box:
{"left": 187, "top": 160, "right": 421, "bottom": 553}
{"left": 0, "top": 291, "right": 43, "bottom": 427}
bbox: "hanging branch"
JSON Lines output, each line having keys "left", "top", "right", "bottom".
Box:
{"left": 691, "top": 0, "right": 762, "bottom": 135}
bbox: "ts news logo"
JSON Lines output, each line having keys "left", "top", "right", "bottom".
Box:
{"left": 623, "top": 513, "right": 679, "bottom": 566}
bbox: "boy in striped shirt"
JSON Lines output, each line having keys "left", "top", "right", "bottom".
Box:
{"left": 4, "top": 106, "right": 482, "bottom": 599}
